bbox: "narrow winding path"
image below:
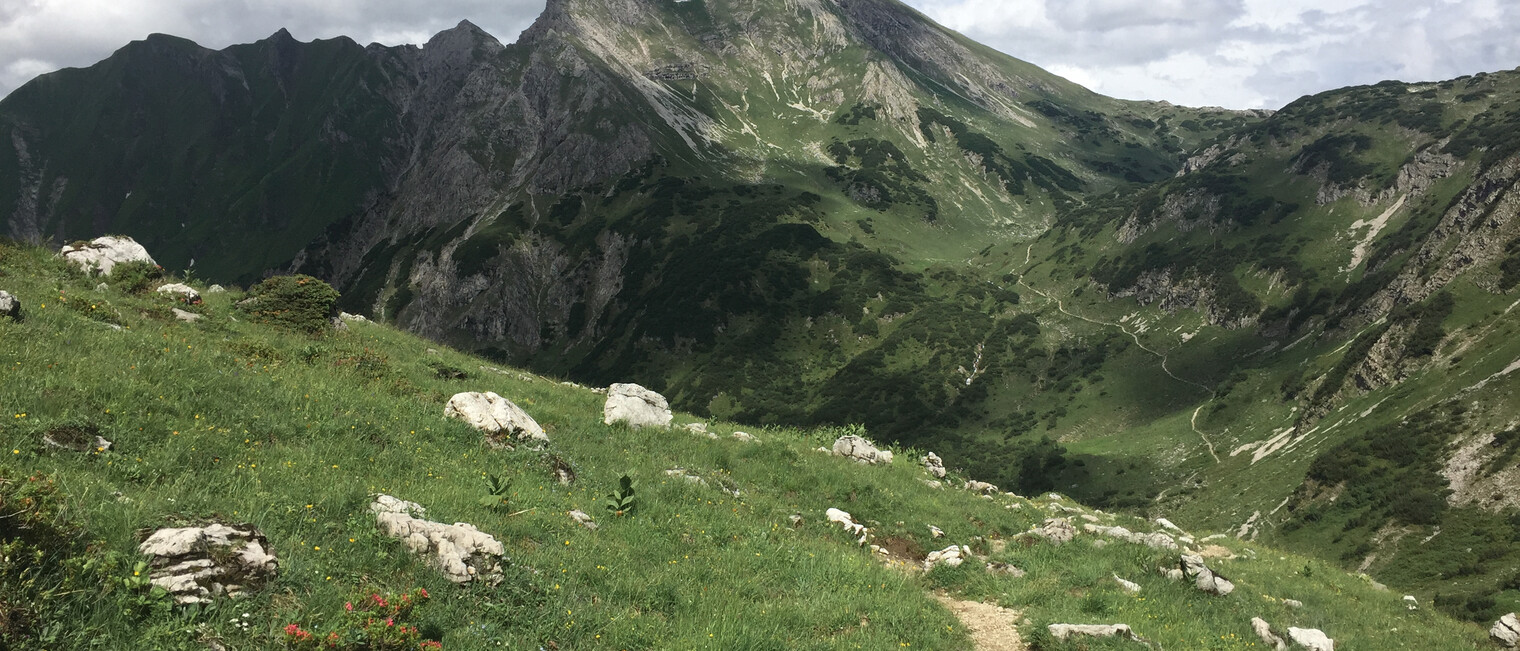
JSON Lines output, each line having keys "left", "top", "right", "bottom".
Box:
{"left": 1014, "top": 245, "right": 1222, "bottom": 463}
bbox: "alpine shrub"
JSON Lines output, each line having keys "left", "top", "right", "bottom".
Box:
{"left": 237, "top": 275, "right": 340, "bottom": 334}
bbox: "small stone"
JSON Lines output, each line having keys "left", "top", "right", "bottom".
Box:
{"left": 172, "top": 308, "right": 202, "bottom": 322}
{"left": 928, "top": 525, "right": 945, "bottom": 538}
{"left": 964, "top": 480, "right": 999, "bottom": 495}
{"left": 206, "top": 284, "right": 226, "bottom": 294}
{"left": 788, "top": 514, "right": 804, "bottom": 528}
{"left": 1403, "top": 595, "right": 1418, "bottom": 610}
{"left": 1113, "top": 574, "right": 1141, "bottom": 593}
{"left": 569, "top": 510, "right": 598, "bottom": 531}
{"left": 986, "top": 562, "right": 1026, "bottom": 577}
{"left": 731, "top": 431, "right": 756, "bottom": 442}
{"left": 1282, "top": 599, "right": 1304, "bottom": 609}
{"left": 924, "top": 545, "right": 971, "bottom": 571}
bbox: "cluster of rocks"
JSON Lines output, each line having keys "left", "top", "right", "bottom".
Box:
{"left": 1495, "top": 613, "right": 1520, "bottom": 648}
{"left": 1249, "top": 617, "right": 1334, "bottom": 650}
{"left": 826, "top": 507, "right": 870, "bottom": 545}
{"left": 1179, "top": 554, "right": 1234, "bottom": 596}
{"left": 370, "top": 495, "right": 505, "bottom": 584}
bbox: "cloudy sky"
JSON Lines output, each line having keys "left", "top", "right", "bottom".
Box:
{"left": 1, "top": 0, "right": 1516, "bottom": 109}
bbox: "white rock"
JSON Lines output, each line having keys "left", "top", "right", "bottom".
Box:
{"left": 1180, "top": 554, "right": 1234, "bottom": 596}
{"left": 922, "top": 479, "right": 944, "bottom": 489}
{"left": 1493, "top": 613, "right": 1520, "bottom": 648}
{"left": 1047, "top": 624, "right": 1137, "bottom": 642}
{"left": 831, "top": 435, "right": 893, "bottom": 464}
{"left": 172, "top": 308, "right": 201, "bottom": 322}
{"left": 1283, "top": 599, "right": 1304, "bottom": 609}
{"left": 1251, "top": 617, "right": 1287, "bottom": 650}
{"left": 444, "top": 391, "right": 548, "bottom": 449}
{"left": 664, "top": 468, "right": 705, "bottom": 485}
{"left": 1287, "top": 627, "right": 1334, "bottom": 651}
{"left": 924, "top": 545, "right": 971, "bottom": 571}
{"left": 569, "top": 510, "right": 598, "bottom": 531}
{"left": 826, "top": 507, "right": 869, "bottom": 544}
{"left": 370, "top": 495, "right": 504, "bottom": 583}
{"left": 1161, "top": 567, "right": 1184, "bottom": 581}
{"left": 138, "top": 523, "right": 278, "bottom": 604}
{"left": 1033, "top": 518, "right": 1075, "bottom": 545}
{"left": 923, "top": 452, "right": 946, "bottom": 479}
{"left": 1403, "top": 595, "right": 1418, "bottom": 610}
{"left": 206, "top": 284, "right": 226, "bottom": 294}
{"left": 0, "top": 291, "right": 18, "bottom": 320}
{"left": 156, "top": 283, "right": 200, "bottom": 303}
{"left": 928, "top": 525, "right": 945, "bottom": 538}
{"left": 964, "top": 480, "right": 999, "bottom": 495}
{"left": 1155, "top": 517, "right": 1185, "bottom": 534}
{"left": 986, "top": 562, "right": 1026, "bottom": 577}
{"left": 339, "top": 311, "right": 368, "bottom": 322}
{"left": 603, "top": 383, "right": 672, "bottom": 428}
{"left": 1113, "top": 574, "right": 1141, "bottom": 593}
{"left": 731, "top": 431, "right": 756, "bottom": 442}
{"left": 1084, "top": 523, "right": 1179, "bottom": 551}
{"left": 61, "top": 236, "right": 156, "bottom": 276}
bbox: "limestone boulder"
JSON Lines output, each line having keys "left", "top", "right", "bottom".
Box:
{"left": 156, "top": 283, "right": 201, "bottom": 303}
{"left": 370, "top": 495, "right": 504, "bottom": 583}
{"left": 964, "top": 480, "right": 998, "bottom": 495}
{"left": 137, "top": 523, "right": 278, "bottom": 604}
{"left": 1287, "top": 627, "right": 1334, "bottom": 651}
{"left": 1493, "top": 613, "right": 1520, "bottom": 648}
{"left": 61, "top": 236, "right": 156, "bottom": 276}
{"left": 1180, "top": 554, "right": 1234, "bottom": 596}
{"left": 0, "top": 290, "right": 18, "bottom": 320}
{"left": 923, "top": 452, "right": 946, "bottom": 478}
{"left": 831, "top": 435, "right": 893, "bottom": 464}
{"left": 603, "top": 383, "right": 672, "bottom": 428}
{"left": 1251, "top": 617, "right": 1286, "bottom": 650}
{"left": 444, "top": 391, "right": 548, "bottom": 449}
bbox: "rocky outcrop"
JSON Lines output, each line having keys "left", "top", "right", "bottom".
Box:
{"left": 0, "top": 290, "right": 18, "bottom": 320}
{"left": 1287, "top": 627, "right": 1334, "bottom": 651}
{"left": 1084, "top": 523, "right": 1179, "bottom": 551}
{"left": 60, "top": 236, "right": 156, "bottom": 276}
{"left": 1493, "top": 613, "right": 1520, "bottom": 648}
{"left": 370, "top": 495, "right": 505, "bottom": 584}
{"left": 603, "top": 383, "right": 672, "bottom": 428}
{"left": 444, "top": 391, "right": 549, "bottom": 449}
{"left": 1180, "top": 554, "right": 1234, "bottom": 596}
{"left": 964, "top": 480, "right": 998, "bottom": 495}
{"left": 137, "top": 523, "right": 279, "bottom": 604}
{"left": 923, "top": 452, "right": 946, "bottom": 478}
{"left": 832, "top": 435, "right": 893, "bottom": 464}
{"left": 1109, "top": 267, "right": 1258, "bottom": 329}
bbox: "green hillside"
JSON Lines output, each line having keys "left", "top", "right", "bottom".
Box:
{"left": 0, "top": 239, "right": 1496, "bottom": 649}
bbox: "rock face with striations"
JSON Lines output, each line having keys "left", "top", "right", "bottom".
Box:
{"left": 370, "top": 494, "right": 505, "bottom": 584}
{"left": 602, "top": 383, "right": 672, "bottom": 428}
{"left": 137, "top": 523, "right": 279, "bottom": 604}
{"left": 445, "top": 391, "right": 548, "bottom": 449}
{"left": 60, "top": 236, "right": 156, "bottom": 276}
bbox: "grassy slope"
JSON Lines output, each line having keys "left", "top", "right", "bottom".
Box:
{"left": 0, "top": 243, "right": 1493, "bottom": 649}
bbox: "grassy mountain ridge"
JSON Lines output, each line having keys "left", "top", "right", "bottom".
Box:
{"left": 0, "top": 239, "right": 1496, "bottom": 649}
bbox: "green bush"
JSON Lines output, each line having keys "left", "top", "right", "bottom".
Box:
{"left": 108, "top": 260, "right": 164, "bottom": 294}
{"left": 237, "top": 275, "right": 341, "bottom": 334}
